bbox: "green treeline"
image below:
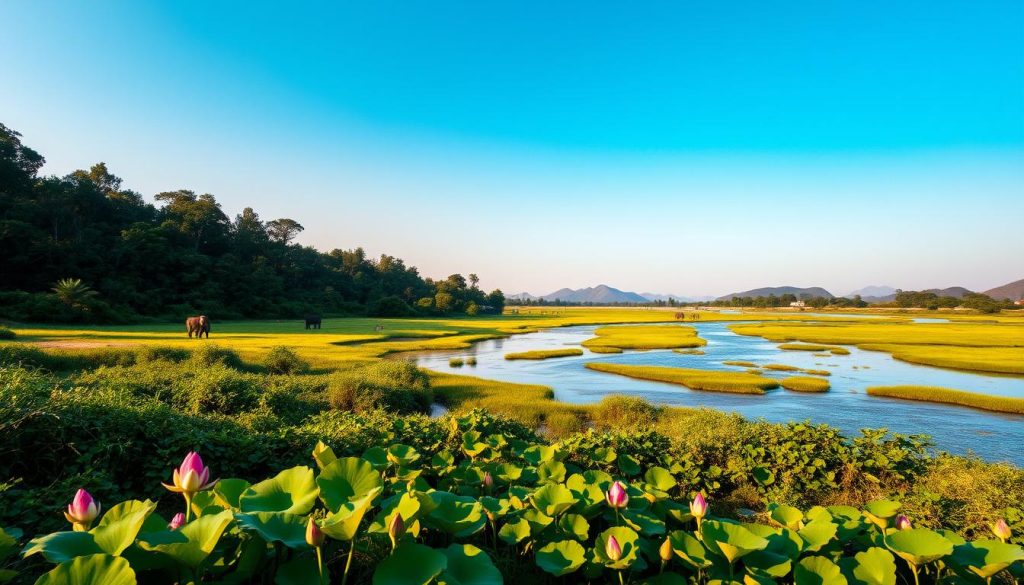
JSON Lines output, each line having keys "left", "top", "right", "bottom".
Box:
{"left": 0, "top": 123, "right": 503, "bottom": 322}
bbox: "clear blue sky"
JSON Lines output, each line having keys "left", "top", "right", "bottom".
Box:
{"left": 2, "top": 1, "right": 1022, "bottom": 296}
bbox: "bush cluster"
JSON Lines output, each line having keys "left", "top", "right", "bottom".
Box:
{"left": 326, "top": 360, "right": 433, "bottom": 415}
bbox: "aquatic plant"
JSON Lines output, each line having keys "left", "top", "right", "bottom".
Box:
{"left": 780, "top": 376, "right": 831, "bottom": 392}
{"left": 505, "top": 348, "right": 584, "bottom": 360}
{"left": 866, "top": 385, "right": 1024, "bottom": 415}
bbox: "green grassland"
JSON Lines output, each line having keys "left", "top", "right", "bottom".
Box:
{"left": 585, "top": 362, "right": 779, "bottom": 394}
{"left": 581, "top": 324, "right": 707, "bottom": 351}
{"left": 780, "top": 375, "right": 831, "bottom": 392}
{"left": 866, "top": 385, "right": 1024, "bottom": 415}
{"left": 732, "top": 319, "right": 1024, "bottom": 374}
{"left": 504, "top": 348, "right": 584, "bottom": 360}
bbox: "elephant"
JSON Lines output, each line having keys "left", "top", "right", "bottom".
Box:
{"left": 186, "top": 315, "right": 211, "bottom": 338}
{"left": 305, "top": 314, "right": 322, "bottom": 330}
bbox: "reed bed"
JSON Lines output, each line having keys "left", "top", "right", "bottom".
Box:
{"left": 723, "top": 360, "right": 757, "bottom": 367}
{"left": 764, "top": 363, "right": 800, "bottom": 371}
{"left": 582, "top": 324, "right": 707, "bottom": 351}
{"left": 585, "top": 362, "right": 778, "bottom": 394}
{"left": 780, "top": 376, "right": 831, "bottom": 392}
{"left": 866, "top": 385, "right": 1024, "bottom": 415}
{"left": 504, "top": 348, "right": 584, "bottom": 360}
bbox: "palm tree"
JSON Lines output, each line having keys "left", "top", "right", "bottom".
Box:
{"left": 52, "top": 278, "right": 98, "bottom": 307}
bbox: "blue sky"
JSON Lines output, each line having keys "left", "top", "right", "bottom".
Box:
{"left": 2, "top": 1, "right": 1022, "bottom": 296}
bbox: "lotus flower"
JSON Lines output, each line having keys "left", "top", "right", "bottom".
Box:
{"left": 606, "top": 535, "right": 622, "bottom": 561}
{"left": 388, "top": 513, "right": 405, "bottom": 549}
{"left": 606, "top": 481, "right": 629, "bottom": 509}
{"left": 64, "top": 489, "right": 100, "bottom": 531}
{"left": 992, "top": 518, "right": 1011, "bottom": 542}
{"left": 306, "top": 517, "right": 325, "bottom": 548}
{"left": 659, "top": 536, "right": 673, "bottom": 562}
{"left": 690, "top": 493, "right": 708, "bottom": 519}
{"left": 483, "top": 471, "right": 493, "bottom": 489}
{"left": 895, "top": 515, "right": 911, "bottom": 530}
{"left": 162, "top": 452, "right": 216, "bottom": 496}
{"left": 168, "top": 512, "right": 185, "bottom": 531}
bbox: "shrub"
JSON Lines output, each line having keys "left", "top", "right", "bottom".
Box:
{"left": 368, "top": 295, "right": 413, "bottom": 317}
{"left": 188, "top": 344, "right": 244, "bottom": 369}
{"left": 263, "top": 346, "right": 308, "bottom": 375}
{"left": 591, "top": 395, "right": 662, "bottom": 431}
{"left": 327, "top": 361, "right": 433, "bottom": 415}
{"left": 449, "top": 357, "right": 464, "bottom": 368}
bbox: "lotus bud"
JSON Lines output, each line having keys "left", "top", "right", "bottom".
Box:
{"left": 895, "top": 515, "right": 911, "bottom": 530}
{"left": 483, "top": 471, "right": 493, "bottom": 490}
{"left": 606, "top": 535, "right": 622, "bottom": 561}
{"left": 388, "top": 513, "right": 405, "bottom": 549}
{"left": 992, "top": 518, "right": 1011, "bottom": 542}
{"left": 690, "top": 493, "right": 708, "bottom": 519}
{"left": 306, "top": 517, "right": 325, "bottom": 548}
{"left": 168, "top": 512, "right": 186, "bottom": 531}
{"left": 606, "top": 481, "right": 629, "bottom": 509}
{"left": 659, "top": 536, "right": 673, "bottom": 562}
{"left": 162, "top": 451, "right": 217, "bottom": 497}
{"left": 64, "top": 489, "right": 100, "bottom": 531}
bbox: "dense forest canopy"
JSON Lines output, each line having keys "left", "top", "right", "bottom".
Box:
{"left": 0, "top": 123, "right": 504, "bottom": 322}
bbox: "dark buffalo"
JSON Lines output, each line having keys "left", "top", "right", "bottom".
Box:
{"left": 305, "top": 314, "right": 322, "bottom": 330}
{"left": 186, "top": 315, "right": 211, "bottom": 338}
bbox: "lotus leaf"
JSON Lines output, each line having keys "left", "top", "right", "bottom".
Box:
{"left": 239, "top": 466, "right": 318, "bottom": 515}
{"left": 536, "top": 540, "right": 587, "bottom": 576}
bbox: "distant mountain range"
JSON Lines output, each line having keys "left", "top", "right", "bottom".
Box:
{"left": 507, "top": 285, "right": 711, "bottom": 304}
{"left": 983, "top": 278, "right": 1024, "bottom": 300}
{"left": 843, "top": 285, "right": 897, "bottom": 299}
{"left": 508, "top": 278, "right": 1023, "bottom": 305}
{"left": 716, "top": 286, "right": 834, "bottom": 302}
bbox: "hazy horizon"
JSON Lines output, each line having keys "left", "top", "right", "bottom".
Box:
{"left": 2, "top": 1, "right": 1021, "bottom": 296}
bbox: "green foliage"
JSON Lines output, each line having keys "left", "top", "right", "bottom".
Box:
{"left": 263, "top": 346, "right": 308, "bottom": 375}
{"left": 591, "top": 395, "right": 662, "bottom": 430}
{"left": 0, "top": 327, "right": 15, "bottom": 340}
{"left": 327, "top": 360, "right": 433, "bottom": 415}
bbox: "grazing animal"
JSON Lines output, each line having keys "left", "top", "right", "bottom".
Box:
{"left": 186, "top": 315, "right": 211, "bottom": 339}
{"left": 305, "top": 314, "right": 322, "bottom": 330}
{"left": 675, "top": 312, "right": 685, "bottom": 320}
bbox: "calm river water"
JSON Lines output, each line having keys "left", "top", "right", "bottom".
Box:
{"left": 408, "top": 321, "right": 1024, "bottom": 464}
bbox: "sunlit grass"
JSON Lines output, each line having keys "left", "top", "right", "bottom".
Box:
{"left": 734, "top": 321, "right": 1024, "bottom": 374}
{"left": 504, "top": 348, "right": 584, "bottom": 360}
{"left": 581, "top": 324, "right": 706, "bottom": 351}
{"left": 866, "top": 385, "right": 1024, "bottom": 415}
{"left": 585, "top": 362, "right": 778, "bottom": 394}
{"left": 764, "top": 363, "right": 800, "bottom": 372}
{"left": 723, "top": 360, "right": 757, "bottom": 367}
{"left": 801, "top": 368, "right": 831, "bottom": 377}
{"left": 780, "top": 376, "right": 831, "bottom": 392}
{"left": 673, "top": 348, "right": 705, "bottom": 355}
{"left": 858, "top": 344, "right": 1024, "bottom": 375}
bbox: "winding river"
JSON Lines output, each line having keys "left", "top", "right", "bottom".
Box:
{"left": 408, "top": 321, "right": 1024, "bottom": 464}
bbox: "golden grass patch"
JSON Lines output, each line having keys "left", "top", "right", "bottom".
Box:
{"left": 859, "top": 344, "right": 1024, "bottom": 375}
{"left": 723, "top": 360, "right": 757, "bottom": 367}
{"left": 581, "top": 324, "right": 707, "bottom": 351}
{"left": 764, "top": 364, "right": 800, "bottom": 372}
{"left": 504, "top": 348, "right": 584, "bottom": 360}
{"left": 780, "top": 376, "right": 831, "bottom": 392}
{"left": 866, "top": 385, "right": 1024, "bottom": 415}
{"left": 584, "top": 362, "right": 778, "bottom": 394}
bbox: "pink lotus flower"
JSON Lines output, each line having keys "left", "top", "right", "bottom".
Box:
{"left": 690, "top": 493, "right": 708, "bottom": 519}
{"left": 64, "top": 489, "right": 100, "bottom": 531}
{"left": 388, "top": 513, "right": 405, "bottom": 549}
{"left": 168, "top": 512, "right": 185, "bottom": 531}
{"left": 895, "top": 515, "right": 911, "bottom": 530}
{"left": 162, "top": 452, "right": 217, "bottom": 496}
{"left": 606, "top": 535, "right": 622, "bottom": 561}
{"left": 306, "top": 517, "right": 325, "bottom": 548}
{"left": 606, "top": 481, "right": 629, "bottom": 509}
{"left": 483, "top": 471, "right": 493, "bottom": 489}
{"left": 992, "top": 518, "right": 1011, "bottom": 542}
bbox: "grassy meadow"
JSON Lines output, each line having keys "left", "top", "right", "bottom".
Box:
{"left": 866, "top": 385, "right": 1024, "bottom": 415}
{"left": 581, "top": 324, "right": 707, "bottom": 351}
{"left": 504, "top": 348, "right": 584, "bottom": 360}
{"left": 585, "top": 362, "right": 780, "bottom": 394}
{"left": 779, "top": 375, "right": 831, "bottom": 393}
{"left": 731, "top": 318, "right": 1024, "bottom": 374}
